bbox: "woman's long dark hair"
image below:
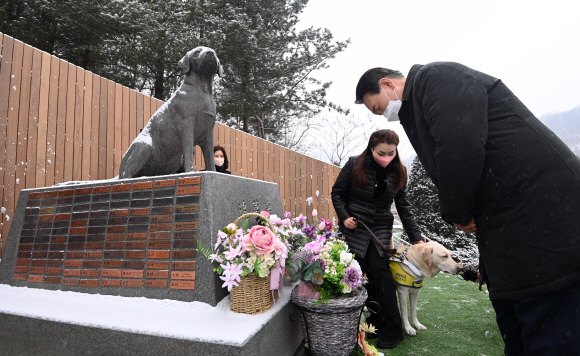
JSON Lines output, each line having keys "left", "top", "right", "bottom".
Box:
{"left": 351, "top": 129, "right": 407, "bottom": 190}
{"left": 214, "top": 145, "right": 229, "bottom": 170}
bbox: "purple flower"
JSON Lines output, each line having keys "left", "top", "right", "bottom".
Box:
{"left": 302, "top": 226, "right": 316, "bottom": 238}
{"left": 344, "top": 267, "right": 361, "bottom": 289}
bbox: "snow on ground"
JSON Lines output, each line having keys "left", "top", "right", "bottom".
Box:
{"left": 0, "top": 283, "right": 293, "bottom": 346}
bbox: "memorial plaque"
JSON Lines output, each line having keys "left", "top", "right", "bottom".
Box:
{"left": 62, "top": 278, "right": 80, "bottom": 286}
{"left": 14, "top": 266, "right": 29, "bottom": 273}
{"left": 178, "top": 177, "right": 201, "bottom": 185}
{"left": 31, "top": 260, "right": 47, "bottom": 267}
{"left": 176, "top": 196, "right": 200, "bottom": 205}
{"left": 80, "top": 280, "right": 99, "bottom": 287}
{"left": 43, "top": 191, "right": 58, "bottom": 198}
{"left": 101, "top": 279, "right": 121, "bottom": 287}
{"left": 93, "top": 186, "right": 111, "bottom": 194}
{"left": 145, "top": 270, "right": 168, "bottom": 278}
{"left": 177, "top": 186, "right": 200, "bottom": 195}
{"left": 55, "top": 213, "right": 71, "bottom": 220}
{"left": 129, "top": 208, "right": 150, "bottom": 216}
{"left": 13, "top": 274, "right": 28, "bottom": 281}
{"left": 28, "top": 275, "right": 44, "bottom": 283}
{"left": 30, "top": 267, "right": 45, "bottom": 274}
{"left": 175, "top": 214, "right": 198, "bottom": 222}
{"left": 34, "top": 244, "right": 49, "bottom": 250}
{"left": 121, "top": 280, "right": 143, "bottom": 287}
{"left": 112, "top": 183, "right": 131, "bottom": 191}
{"left": 104, "top": 251, "right": 124, "bottom": 259}
{"left": 152, "top": 198, "right": 174, "bottom": 207}
{"left": 106, "top": 233, "right": 125, "bottom": 241}
{"left": 152, "top": 207, "right": 173, "bottom": 215}
{"left": 170, "top": 281, "right": 195, "bottom": 290}
{"left": 86, "top": 242, "right": 105, "bottom": 249}
{"left": 105, "top": 242, "right": 125, "bottom": 249}
{"left": 145, "top": 280, "right": 168, "bottom": 288}
{"left": 131, "top": 199, "right": 150, "bottom": 208}
{"left": 45, "top": 268, "right": 62, "bottom": 275}
{"left": 49, "top": 243, "right": 66, "bottom": 250}
{"left": 75, "top": 188, "right": 92, "bottom": 195}
{"left": 57, "top": 197, "right": 74, "bottom": 205}
{"left": 41, "top": 198, "right": 57, "bottom": 205}
{"left": 147, "top": 251, "right": 170, "bottom": 259}
{"left": 146, "top": 261, "right": 169, "bottom": 269}
{"left": 127, "top": 224, "right": 148, "bottom": 233}
{"left": 172, "top": 250, "right": 196, "bottom": 258}
{"left": 128, "top": 216, "right": 149, "bottom": 224}
{"left": 106, "top": 226, "right": 127, "bottom": 233}
{"left": 66, "top": 251, "right": 83, "bottom": 258}
{"left": 83, "top": 261, "right": 102, "bottom": 268}
{"left": 68, "top": 236, "right": 85, "bottom": 243}
{"left": 32, "top": 251, "right": 48, "bottom": 258}
{"left": 74, "top": 196, "right": 91, "bottom": 203}
{"left": 125, "top": 251, "right": 146, "bottom": 259}
{"left": 149, "top": 232, "right": 171, "bottom": 240}
{"left": 17, "top": 251, "right": 32, "bottom": 258}
{"left": 68, "top": 243, "right": 85, "bottom": 250}
{"left": 64, "top": 270, "right": 81, "bottom": 277}
{"left": 122, "top": 270, "right": 143, "bottom": 278}
{"left": 133, "top": 182, "right": 153, "bottom": 190}
{"left": 173, "top": 239, "right": 196, "bottom": 249}
{"left": 16, "top": 259, "right": 31, "bottom": 265}
{"left": 51, "top": 236, "right": 67, "bottom": 243}
{"left": 39, "top": 214, "right": 54, "bottom": 221}
{"left": 108, "top": 217, "right": 128, "bottom": 225}
{"left": 58, "top": 189, "right": 75, "bottom": 197}
{"left": 70, "top": 227, "right": 87, "bottom": 234}
{"left": 81, "top": 270, "right": 100, "bottom": 277}
{"left": 48, "top": 252, "right": 64, "bottom": 259}
{"left": 153, "top": 189, "right": 174, "bottom": 198}
{"left": 111, "top": 192, "right": 130, "bottom": 200}
{"left": 84, "top": 251, "right": 102, "bottom": 259}
{"left": 132, "top": 191, "right": 152, "bottom": 199}
{"left": 150, "top": 215, "right": 172, "bottom": 223}
{"left": 150, "top": 224, "right": 172, "bottom": 232}
{"left": 126, "top": 241, "right": 146, "bottom": 249}
{"left": 126, "top": 232, "right": 147, "bottom": 240}
{"left": 89, "top": 218, "right": 108, "bottom": 226}
{"left": 148, "top": 241, "right": 171, "bottom": 249}
{"left": 103, "top": 260, "right": 123, "bottom": 268}
{"left": 174, "top": 222, "right": 198, "bottom": 230}
{"left": 28, "top": 192, "right": 43, "bottom": 199}
{"left": 44, "top": 277, "right": 61, "bottom": 284}
{"left": 65, "top": 260, "right": 83, "bottom": 267}
{"left": 102, "top": 269, "right": 122, "bottom": 278}
{"left": 154, "top": 179, "right": 176, "bottom": 188}
{"left": 122, "top": 261, "right": 145, "bottom": 269}
{"left": 171, "top": 271, "right": 195, "bottom": 280}
{"left": 109, "top": 209, "right": 129, "bottom": 217}
{"left": 175, "top": 204, "right": 199, "bottom": 213}
{"left": 47, "top": 260, "right": 63, "bottom": 267}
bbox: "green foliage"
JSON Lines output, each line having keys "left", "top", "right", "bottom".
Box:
{"left": 287, "top": 259, "right": 323, "bottom": 285}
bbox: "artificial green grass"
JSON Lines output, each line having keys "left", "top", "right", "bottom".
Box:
{"left": 368, "top": 273, "right": 504, "bottom": 356}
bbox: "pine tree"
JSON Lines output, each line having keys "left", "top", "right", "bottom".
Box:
{"left": 407, "top": 157, "right": 479, "bottom": 264}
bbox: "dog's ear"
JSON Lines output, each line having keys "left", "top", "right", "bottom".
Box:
{"left": 421, "top": 246, "right": 433, "bottom": 267}
{"left": 178, "top": 51, "right": 192, "bottom": 74}
{"left": 217, "top": 59, "right": 224, "bottom": 78}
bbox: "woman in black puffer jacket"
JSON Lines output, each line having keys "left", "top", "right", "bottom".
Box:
{"left": 331, "top": 129, "right": 423, "bottom": 349}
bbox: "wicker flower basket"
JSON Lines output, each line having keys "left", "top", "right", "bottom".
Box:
{"left": 291, "top": 285, "right": 368, "bottom": 356}
{"left": 229, "top": 213, "right": 280, "bottom": 315}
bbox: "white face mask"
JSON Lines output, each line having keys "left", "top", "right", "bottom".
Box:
{"left": 380, "top": 85, "right": 402, "bottom": 122}
{"left": 214, "top": 157, "right": 225, "bottom": 167}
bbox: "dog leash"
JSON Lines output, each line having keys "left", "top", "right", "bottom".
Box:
{"left": 352, "top": 215, "right": 398, "bottom": 257}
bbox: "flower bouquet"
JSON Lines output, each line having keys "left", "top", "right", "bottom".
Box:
{"left": 202, "top": 212, "right": 288, "bottom": 315}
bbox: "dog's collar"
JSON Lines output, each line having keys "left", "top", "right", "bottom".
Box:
{"left": 391, "top": 247, "right": 423, "bottom": 278}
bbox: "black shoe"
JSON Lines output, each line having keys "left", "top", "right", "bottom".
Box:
{"left": 376, "top": 333, "right": 404, "bottom": 349}
{"left": 366, "top": 330, "right": 380, "bottom": 339}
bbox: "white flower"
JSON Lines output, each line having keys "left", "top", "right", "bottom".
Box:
{"left": 349, "top": 259, "right": 362, "bottom": 275}
{"left": 340, "top": 251, "right": 353, "bottom": 265}
{"left": 341, "top": 279, "right": 352, "bottom": 293}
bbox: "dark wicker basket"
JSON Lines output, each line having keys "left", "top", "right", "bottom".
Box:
{"left": 291, "top": 286, "right": 367, "bottom": 356}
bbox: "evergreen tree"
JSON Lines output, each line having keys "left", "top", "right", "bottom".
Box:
{"left": 406, "top": 156, "right": 479, "bottom": 264}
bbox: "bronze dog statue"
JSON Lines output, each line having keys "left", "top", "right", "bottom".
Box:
{"left": 119, "top": 47, "right": 223, "bottom": 178}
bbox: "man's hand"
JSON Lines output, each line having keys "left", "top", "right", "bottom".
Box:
{"left": 344, "top": 217, "right": 358, "bottom": 230}
{"left": 454, "top": 218, "right": 477, "bottom": 233}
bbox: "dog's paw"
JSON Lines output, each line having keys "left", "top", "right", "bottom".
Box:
{"left": 414, "top": 322, "right": 427, "bottom": 331}
{"left": 404, "top": 325, "right": 417, "bottom": 336}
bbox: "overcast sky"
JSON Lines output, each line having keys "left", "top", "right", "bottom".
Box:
{"left": 298, "top": 0, "right": 580, "bottom": 163}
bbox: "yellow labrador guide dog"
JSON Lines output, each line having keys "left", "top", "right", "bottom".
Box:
{"left": 390, "top": 241, "right": 461, "bottom": 335}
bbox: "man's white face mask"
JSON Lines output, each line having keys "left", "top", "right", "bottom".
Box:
{"left": 380, "top": 85, "right": 402, "bottom": 122}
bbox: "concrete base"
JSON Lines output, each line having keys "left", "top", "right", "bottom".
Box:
{"left": 0, "top": 285, "right": 303, "bottom": 356}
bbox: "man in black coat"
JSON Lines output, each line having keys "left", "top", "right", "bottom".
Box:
{"left": 355, "top": 62, "right": 580, "bottom": 355}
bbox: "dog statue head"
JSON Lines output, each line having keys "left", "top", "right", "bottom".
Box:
{"left": 178, "top": 46, "right": 223, "bottom": 78}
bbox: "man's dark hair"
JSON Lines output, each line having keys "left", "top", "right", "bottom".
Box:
{"left": 355, "top": 68, "right": 404, "bottom": 104}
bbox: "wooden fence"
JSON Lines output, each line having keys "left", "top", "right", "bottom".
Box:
{"left": 0, "top": 33, "right": 341, "bottom": 257}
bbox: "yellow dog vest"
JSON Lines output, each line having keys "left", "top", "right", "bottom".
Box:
{"left": 390, "top": 260, "right": 424, "bottom": 288}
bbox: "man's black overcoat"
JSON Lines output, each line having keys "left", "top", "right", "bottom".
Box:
{"left": 400, "top": 62, "right": 580, "bottom": 300}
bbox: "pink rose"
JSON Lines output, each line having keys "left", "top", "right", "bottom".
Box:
{"left": 304, "top": 239, "right": 324, "bottom": 254}
{"left": 242, "top": 225, "right": 276, "bottom": 255}
{"left": 260, "top": 210, "right": 270, "bottom": 217}
{"left": 318, "top": 221, "right": 326, "bottom": 230}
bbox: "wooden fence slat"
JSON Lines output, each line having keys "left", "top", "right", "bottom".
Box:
{"left": 300, "top": 153, "right": 307, "bottom": 218}
{"left": 98, "top": 76, "right": 107, "bottom": 180}
{"left": 143, "top": 95, "right": 150, "bottom": 128}
{"left": 35, "top": 51, "right": 51, "bottom": 186}
{"left": 257, "top": 139, "right": 264, "bottom": 181}
{"left": 267, "top": 142, "right": 274, "bottom": 183}
{"left": 279, "top": 145, "right": 286, "bottom": 212}
{"left": 113, "top": 83, "right": 122, "bottom": 176}
{"left": 272, "top": 144, "right": 280, "bottom": 197}
{"left": 72, "top": 66, "right": 85, "bottom": 181}
{"left": 1, "top": 38, "right": 23, "bottom": 248}
{"left": 55, "top": 59, "right": 68, "bottom": 184}
{"left": 306, "top": 156, "right": 313, "bottom": 221}
{"left": 129, "top": 90, "right": 136, "bottom": 142}
{"left": 284, "top": 148, "right": 291, "bottom": 213}
{"left": 14, "top": 43, "right": 33, "bottom": 207}
{"left": 106, "top": 80, "right": 115, "bottom": 178}
{"left": 136, "top": 93, "right": 144, "bottom": 134}
{"left": 121, "top": 86, "right": 130, "bottom": 156}
{"left": 64, "top": 62, "right": 76, "bottom": 182}
{"left": 0, "top": 35, "right": 15, "bottom": 220}
{"left": 229, "top": 127, "right": 236, "bottom": 174}
{"left": 236, "top": 130, "right": 243, "bottom": 176}
{"left": 89, "top": 74, "right": 100, "bottom": 180}
{"left": 45, "top": 55, "right": 60, "bottom": 186}
{"left": 81, "top": 71, "right": 93, "bottom": 180}
{"left": 26, "top": 48, "right": 42, "bottom": 188}
{"left": 289, "top": 151, "right": 296, "bottom": 216}
{"left": 149, "top": 96, "right": 157, "bottom": 126}
{"left": 240, "top": 131, "right": 247, "bottom": 177}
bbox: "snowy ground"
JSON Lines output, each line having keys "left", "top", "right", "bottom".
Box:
{"left": 0, "top": 283, "right": 293, "bottom": 346}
